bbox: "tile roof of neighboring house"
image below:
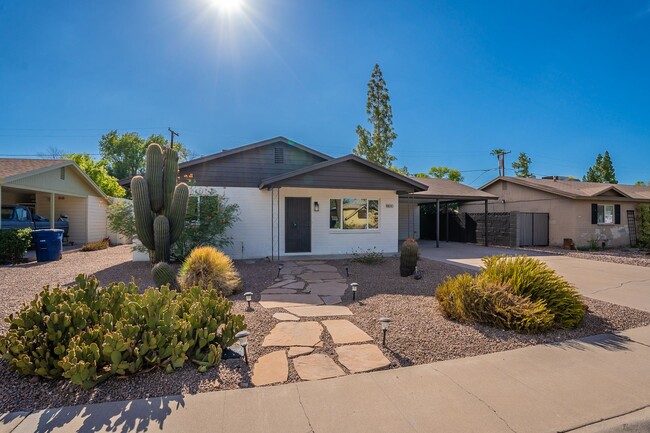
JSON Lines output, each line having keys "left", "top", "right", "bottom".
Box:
{"left": 0, "top": 158, "right": 69, "bottom": 181}
{"left": 481, "top": 177, "right": 650, "bottom": 201}
{"left": 403, "top": 177, "right": 498, "bottom": 202}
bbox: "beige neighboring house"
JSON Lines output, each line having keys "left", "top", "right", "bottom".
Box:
{"left": 0, "top": 158, "right": 109, "bottom": 245}
{"left": 462, "top": 176, "right": 650, "bottom": 248}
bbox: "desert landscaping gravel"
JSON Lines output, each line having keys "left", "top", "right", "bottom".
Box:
{"left": 1, "top": 245, "right": 650, "bottom": 414}
{"left": 515, "top": 245, "right": 650, "bottom": 268}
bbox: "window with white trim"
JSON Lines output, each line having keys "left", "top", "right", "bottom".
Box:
{"left": 329, "top": 198, "right": 379, "bottom": 230}
{"left": 597, "top": 204, "right": 614, "bottom": 224}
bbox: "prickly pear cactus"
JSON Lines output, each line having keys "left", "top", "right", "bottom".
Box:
{"left": 400, "top": 238, "right": 419, "bottom": 277}
{"left": 132, "top": 143, "right": 189, "bottom": 264}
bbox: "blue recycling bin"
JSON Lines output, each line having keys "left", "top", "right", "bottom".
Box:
{"left": 32, "top": 229, "right": 64, "bottom": 262}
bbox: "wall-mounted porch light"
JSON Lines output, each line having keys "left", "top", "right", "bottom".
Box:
{"left": 314, "top": 201, "right": 320, "bottom": 212}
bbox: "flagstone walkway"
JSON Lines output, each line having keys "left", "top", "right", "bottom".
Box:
{"left": 251, "top": 261, "right": 391, "bottom": 387}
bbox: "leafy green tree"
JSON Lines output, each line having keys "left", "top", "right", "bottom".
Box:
{"left": 413, "top": 172, "right": 429, "bottom": 178}
{"left": 389, "top": 165, "right": 410, "bottom": 176}
{"left": 429, "top": 166, "right": 464, "bottom": 182}
{"left": 66, "top": 153, "right": 126, "bottom": 197}
{"left": 99, "top": 130, "right": 191, "bottom": 179}
{"left": 635, "top": 181, "right": 650, "bottom": 186}
{"left": 512, "top": 152, "right": 533, "bottom": 178}
{"left": 353, "top": 64, "right": 397, "bottom": 168}
{"left": 490, "top": 148, "right": 506, "bottom": 156}
{"left": 583, "top": 151, "right": 617, "bottom": 184}
{"left": 106, "top": 199, "right": 136, "bottom": 243}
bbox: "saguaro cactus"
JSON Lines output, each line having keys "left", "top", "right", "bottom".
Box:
{"left": 132, "top": 144, "right": 189, "bottom": 267}
{"left": 400, "top": 238, "right": 419, "bottom": 277}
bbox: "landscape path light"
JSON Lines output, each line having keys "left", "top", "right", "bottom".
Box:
{"left": 235, "top": 330, "right": 251, "bottom": 365}
{"left": 244, "top": 292, "right": 253, "bottom": 310}
{"left": 277, "top": 263, "right": 284, "bottom": 278}
{"left": 379, "top": 317, "right": 392, "bottom": 346}
{"left": 350, "top": 283, "right": 359, "bottom": 301}
{"left": 345, "top": 264, "right": 349, "bottom": 277}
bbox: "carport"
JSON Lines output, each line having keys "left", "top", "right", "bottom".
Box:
{"left": 399, "top": 177, "right": 498, "bottom": 247}
{"left": 0, "top": 158, "right": 108, "bottom": 245}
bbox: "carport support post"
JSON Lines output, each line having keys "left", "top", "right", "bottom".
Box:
{"left": 484, "top": 199, "right": 488, "bottom": 246}
{"left": 435, "top": 199, "right": 440, "bottom": 248}
{"left": 50, "top": 192, "right": 55, "bottom": 229}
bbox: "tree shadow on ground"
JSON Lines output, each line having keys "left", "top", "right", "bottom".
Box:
{"left": 554, "top": 333, "right": 633, "bottom": 352}
{"left": 32, "top": 395, "right": 185, "bottom": 433}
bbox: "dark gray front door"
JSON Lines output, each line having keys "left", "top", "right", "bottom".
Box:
{"left": 285, "top": 197, "right": 311, "bottom": 253}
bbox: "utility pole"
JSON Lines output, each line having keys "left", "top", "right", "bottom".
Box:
{"left": 168, "top": 127, "right": 179, "bottom": 149}
{"left": 495, "top": 150, "right": 511, "bottom": 177}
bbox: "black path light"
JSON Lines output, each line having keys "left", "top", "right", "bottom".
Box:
{"left": 277, "top": 263, "right": 284, "bottom": 278}
{"left": 345, "top": 264, "right": 349, "bottom": 277}
{"left": 379, "top": 317, "right": 392, "bottom": 346}
{"left": 350, "top": 283, "right": 359, "bottom": 301}
{"left": 235, "top": 330, "right": 251, "bottom": 365}
{"left": 244, "top": 292, "right": 253, "bottom": 310}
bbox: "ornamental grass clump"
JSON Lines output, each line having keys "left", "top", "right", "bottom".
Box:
{"left": 435, "top": 255, "right": 585, "bottom": 333}
{"left": 178, "top": 246, "right": 241, "bottom": 296}
{"left": 0, "top": 274, "right": 246, "bottom": 389}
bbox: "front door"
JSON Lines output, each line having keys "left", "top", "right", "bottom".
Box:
{"left": 285, "top": 197, "right": 311, "bottom": 253}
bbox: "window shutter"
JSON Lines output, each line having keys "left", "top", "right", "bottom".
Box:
{"left": 614, "top": 204, "right": 621, "bottom": 224}
{"left": 591, "top": 204, "right": 597, "bottom": 224}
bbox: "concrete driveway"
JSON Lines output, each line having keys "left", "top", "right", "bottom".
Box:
{"left": 419, "top": 241, "right": 650, "bottom": 313}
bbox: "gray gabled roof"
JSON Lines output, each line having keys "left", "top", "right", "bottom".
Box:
{"left": 179, "top": 136, "right": 332, "bottom": 170}
{"left": 259, "top": 154, "right": 428, "bottom": 191}
{"left": 402, "top": 177, "right": 498, "bottom": 202}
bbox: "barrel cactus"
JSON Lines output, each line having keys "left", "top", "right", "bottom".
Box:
{"left": 400, "top": 238, "right": 419, "bottom": 277}
{"left": 132, "top": 144, "right": 189, "bottom": 275}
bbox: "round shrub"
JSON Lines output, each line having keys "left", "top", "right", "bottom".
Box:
{"left": 178, "top": 246, "right": 241, "bottom": 296}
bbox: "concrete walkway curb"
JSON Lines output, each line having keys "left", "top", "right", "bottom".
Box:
{"left": 3, "top": 325, "right": 650, "bottom": 433}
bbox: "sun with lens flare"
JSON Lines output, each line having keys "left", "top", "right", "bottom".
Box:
{"left": 212, "top": 0, "right": 243, "bottom": 13}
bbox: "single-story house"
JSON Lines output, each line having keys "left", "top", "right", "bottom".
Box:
{"left": 461, "top": 176, "right": 650, "bottom": 248}
{"left": 0, "top": 158, "right": 109, "bottom": 245}
{"left": 177, "top": 137, "right": 429, "bottom": 259}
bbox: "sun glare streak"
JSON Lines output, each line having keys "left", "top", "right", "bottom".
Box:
{"left": 211, "top": 0, "right": 243, "bottom": 14}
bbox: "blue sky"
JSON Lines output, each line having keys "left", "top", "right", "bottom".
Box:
{"left": 1, "top": 0, "right": 649, "bottom": 185}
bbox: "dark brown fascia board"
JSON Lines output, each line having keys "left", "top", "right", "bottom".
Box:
{"left": 259, "top": 154, "right": 429, "bottom": 191}
{"left": 178, "top": 136, "right": 332, "bottom": 170}
{"left": 400, "top": 194, "right": 498, "bottom": 202}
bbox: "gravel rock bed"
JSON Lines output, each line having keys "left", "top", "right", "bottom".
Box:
{"left": 514, "top": 245, "right": 650, "bottom": 268}
{"left": 2, "top": 248, "right": 650, "bottom": 413}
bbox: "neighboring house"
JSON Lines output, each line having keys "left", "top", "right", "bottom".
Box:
{"left": 461, "top": 176, "right": 650, "bottom": 248}
{"left": 0, "top": 158, "right": 109, "bottom": 245}
{"left": 175, "top": 137, "right": 429, "bottom": 259}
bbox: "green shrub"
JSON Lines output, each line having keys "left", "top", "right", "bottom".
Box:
{"left": 178, "top": 246, "right": 241, "bottom": 296}
{"left": 637, "top": 204, "right": 650, "bottom": 249}
{"left": 81, "top": 239, "right": 109, "bottom": 251}
{"left": 435, "top": 255, "right": 586, "bottom": 333}
{"left": 0, "top": 274, "right": 246, "bottom": 388}
{"left": 350, "top": 247, "right": 384, "bottom": 264}
{"left": 0, "top": 228, "right": 32, "bottom": 264}
{"left": 106, "top": 198, "right": 136, "bottom": 243}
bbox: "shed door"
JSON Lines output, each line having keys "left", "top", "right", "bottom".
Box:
{"left": 518, "top": 212, "right": 549, "bottom": 247}
{"left": 285, "top": 197, "right": 311, "bottom": 253}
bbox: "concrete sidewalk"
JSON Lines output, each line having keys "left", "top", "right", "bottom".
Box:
{"left": 418, "top": 241, "right": 650, "bottom": 313}
{"left": 3, "top": 325, "right": 650, "bottom": 433}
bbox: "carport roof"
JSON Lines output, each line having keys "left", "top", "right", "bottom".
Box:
{"left": 400, "top": 177, "right": 498, "bottom": 202}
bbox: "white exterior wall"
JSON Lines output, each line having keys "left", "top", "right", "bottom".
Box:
{"left": 87, "top": 196, "right": 108, "bottom": 243}
{"left": 189, "top": 186, "right": 400, "bottom": 259}
{"left": 398, "top": 199, "right": 420, "bottom": 240}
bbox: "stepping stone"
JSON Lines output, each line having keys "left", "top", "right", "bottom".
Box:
{"left": 322, "top": 296, "right": 342, "bottom": 305}
{"left": 308, "top": 282, "right": 348, "bottom": 297}
{"left": 335, "top": 344, "right": 390, "bottom": 373}
{"left": 269, "top": 280, "right": 296, "bottom": 288}
{"left": 283, "top": 281, "right": 306, "bottom": 290}
{"left": 284, "top": 305, "right": 353, "bottom": 317}
{"left": 259, "top": 293, "right": 324, "bottom": 309}
{"left": 296, "top": 261, "right": 325, "bottom": 265}
{"left": 287, "top": 347, "right": 314, "bottom": 358}
{"left": 305, "top": 264, "right": 339, "bottom": 272}
{"left": 273, "top": 312, "right": 300, "bottom": 321}
{"left": 322, "top": 320, "right": 372, "bottom": 344}
{"left": 251, "top": 350, "right": 288, "bottom": 386}
{"left": 262, "top": 288, "right": 299, "bottom": 295}
{"left": 293, "top": 354, "right": 345, "bottom": 381}
{"left": 262, "top": 321, "right": 323, "bottom": 347}
{"left": 300, "top": 272, "right": 343, "bottom": 281}
{"left": 281, "top": 261, "right": 298, "bottom": 267}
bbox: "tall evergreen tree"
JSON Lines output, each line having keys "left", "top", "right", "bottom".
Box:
{"left": 583, "top": 151, "right": 617, "bottom": 184}
{"left": 353, "top": 64, "right": 397, "bottom": 168}
{"left": 512, "top": 152, "right": 533, "bottom": 178}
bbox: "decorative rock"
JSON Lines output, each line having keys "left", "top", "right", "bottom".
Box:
{"left": 322, "top": 296, "right": 342, "bottom": 305}
{"left": 287, "top": 347, "right": 314, "bottom": 358}
{"left": 272, "top": 312, "right": 300, "bottom": 321}
{"left": 284, "top": 305, "right": 354, "bottom": 317}
{"left": 335, "top": 344, "right": 391, "bottom": 373}
{"left": 322, "top": 320, "right": 373, "bottom": 344}
{"left": 262, "top": 321, "right": 323, "bottom": 347}
{"left": 308, "top": 282, "right": 348, "bottom": 297}
{"left": 293, "top": 354, "right": 345, "bottom": 381}
{"left": 262, "top": 288, "right": 299, "bottom": 295}
{"left": 251, "top": 351, "right": 288, "bottom": 386}
{"left": 259, "top": 293, "right": 324, "bottom": 309}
